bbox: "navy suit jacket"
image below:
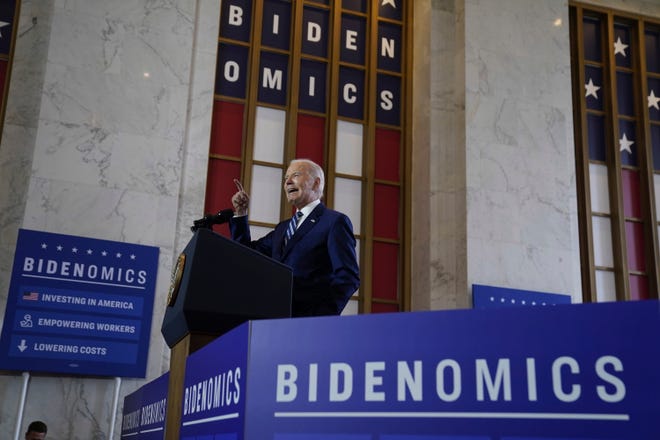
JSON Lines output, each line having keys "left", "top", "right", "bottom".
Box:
{"left": 229, "top": 203, "right": 360, "bottom": 317}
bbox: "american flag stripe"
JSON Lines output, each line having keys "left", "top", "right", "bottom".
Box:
{"left": 23, "top": 291, "right": 39, "bottom": 301}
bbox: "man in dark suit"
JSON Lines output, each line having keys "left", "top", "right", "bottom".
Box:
{"left": 230, "top": 159, "right": 360, "bottom": 317}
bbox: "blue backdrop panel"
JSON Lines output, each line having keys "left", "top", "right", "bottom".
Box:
{"left": 130, "top": 300, "right": 660, "bottom": 439}
{"left": 245, "top": 301, "right": 660, "bottom": 439}
{"left": 121, "top": 372, "right": 169, "bottom": 439}
{"left": 0, "top": 229, "right": 159, "bottom": 377}
{"left": 180, "top": 322, "right": 250, "bottom": 440}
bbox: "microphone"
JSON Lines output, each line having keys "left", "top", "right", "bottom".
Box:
{"left": 190, "top": 208, "right": 234, "bottom": 232}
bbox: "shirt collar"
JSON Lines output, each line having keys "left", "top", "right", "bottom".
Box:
{"left": 296, "top": 199, "right": 321, "bottom": 226}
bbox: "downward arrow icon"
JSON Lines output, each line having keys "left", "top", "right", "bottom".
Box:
{"left": 18, "top": 339, "right": 27, "bottom": 352}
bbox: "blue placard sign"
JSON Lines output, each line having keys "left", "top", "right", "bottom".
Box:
{"left": 121, "top": 372, "right": 169, "bottom": 439}
{"left": 180, "top": 322, "right": 249, "bottom": 440}
{"left": 473, "top": 284, "right": 572, "bottom": 309}
{"left": 0, "top": 229, "right": 159, "bottom": 377}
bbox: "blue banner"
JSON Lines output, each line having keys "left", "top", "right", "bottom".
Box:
{"left": 262, "top": 0, "right": 292, "bottom": 50}
{"left": 121, "top": 372, "right": 169, "bottom": 439}
{"left": 0, "top": 229, "right": 159, "bottom": 377}
{"left": 302, "top": 6, "right": 329, "bottom": 58}
{"left": 338, "top": 66, "right": 364, "bottom": 120}
{"left": 216, "top": 43, "right": 249, "bottom": 99}
{"left": 243, "top": 301, "right": 660, "bottom": 439}
{"left": 219, "top": 0, "right": 252, "bottom": 42}
{"left": 340, "top": 14, "right": 366, "bottom": 65}
{"left": 379, "top": 0, "right": 403, "bottom": 20}
{"left": 377, "top": 73, "right": 401, "bottom": 126}
{"left": 378, "top": 22, "right": 402, "bottom": 73}
{"left": 258, "top": 50, "right": 289, "bottom": 106}
{"left": 158, "top": 300, "right": 660, "bottom": 439}
{"left": 299, "top": 59, "right": 327, "bottom": 113}
{"left": 180, "top": 323, "right": 250, "bottom": 440}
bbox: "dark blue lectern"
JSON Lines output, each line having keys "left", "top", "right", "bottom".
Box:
{"left": 159, "top": 227, "right": 292, "bottom": 439}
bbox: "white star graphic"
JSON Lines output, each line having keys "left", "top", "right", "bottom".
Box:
{"left": 57, "top": 245, "right": 63, "bottom": 251}
{"left": 116, "top": 252, "right": 122, "bottom": 258}
{"left": 0, "top": 21, "right": 9, "bottom": 39}
{"left": 613, "top": 36, "right": 628, "bottom": 57}
{"left": 41, "top": 243, "right": 47, "bottom": 249}
{"left": 648, "top": 89, "right": 660, "bottom": 110}
{"left": 72, "top": 247, "right": 78, "bottom": 253}
{"left": 101, "top": 250, "right": 108, "bottom": 256}
{"left": 86, "top": 249, "right": 93, "bottom": 255}
{"left": 619, "top": 133, "right": 634, "bottom": 154}
{"left": 382, "top": 0, "right": 396, "bottom": 8}
{"left": 130, "top": 254, "right": 136, "bottom": 260}
{"left": 585, "top": 78, "right": 600, "bottom": 99}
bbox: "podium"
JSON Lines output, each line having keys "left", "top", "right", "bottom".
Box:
{"left": 160, "top": 228, "right": 292, "bottom": 439}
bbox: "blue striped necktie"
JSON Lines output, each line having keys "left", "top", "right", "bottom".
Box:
{"left": 284, "top": 211, "right": 303, "bottom": 246}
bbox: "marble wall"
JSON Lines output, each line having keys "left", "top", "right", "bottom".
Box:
{"left": 463, "top": 0, "right": 582, "bottom": 301}
{"left": 0, "top": 0, "right": 219, "bottom": 438}
{"left": 426, "top": 0, "right": 579, "bottom": 310}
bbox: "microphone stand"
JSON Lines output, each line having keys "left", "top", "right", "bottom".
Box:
{"left": 190, "top": 209, "right": 234, "bottom": 232}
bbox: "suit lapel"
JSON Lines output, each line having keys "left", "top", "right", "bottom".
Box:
{"left": 281, "top": 203, "right": 324, "bottom": 258}
{"left": 273, "top": 222, "right": 288, "bottom": 260}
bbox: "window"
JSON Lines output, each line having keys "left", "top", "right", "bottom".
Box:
{"left": 570, "top": 2, "right": 660, "bottom": 301}
{"left": 0, "top": 0, "right": 19, "bottom": 143}
{"left": 204, "top": 0, "right": 412, "bottom": 313}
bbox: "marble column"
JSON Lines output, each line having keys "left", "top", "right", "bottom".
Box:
{"left": 0, "top": 0, "right": 220, "bottom": 438}
{"left": 421, "top": 0, "right": 582, "bottom": 310}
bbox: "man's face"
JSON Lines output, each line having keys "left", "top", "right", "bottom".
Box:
{"left": 25, "top": 432, "right": 46, "bottom": 440}
{"left": 283, "top": 162, "right": 320, "bottom": 209}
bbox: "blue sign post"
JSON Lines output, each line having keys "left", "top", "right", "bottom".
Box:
{"left": 0, "top": 229, "right": 159, "bottom": 377}
{"left": 161, "top": 300, "right": 660, "bottom": 440}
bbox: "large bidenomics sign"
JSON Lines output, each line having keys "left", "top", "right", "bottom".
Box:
{"left": 0, "top": 229, "right": 159, "bottom": 377}
{"left": 176, "top": 300, "right": 660, "bottom": 439}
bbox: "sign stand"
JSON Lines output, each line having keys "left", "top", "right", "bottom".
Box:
{"left": 12, "top": 372, "right": 30, "bottom": 440}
